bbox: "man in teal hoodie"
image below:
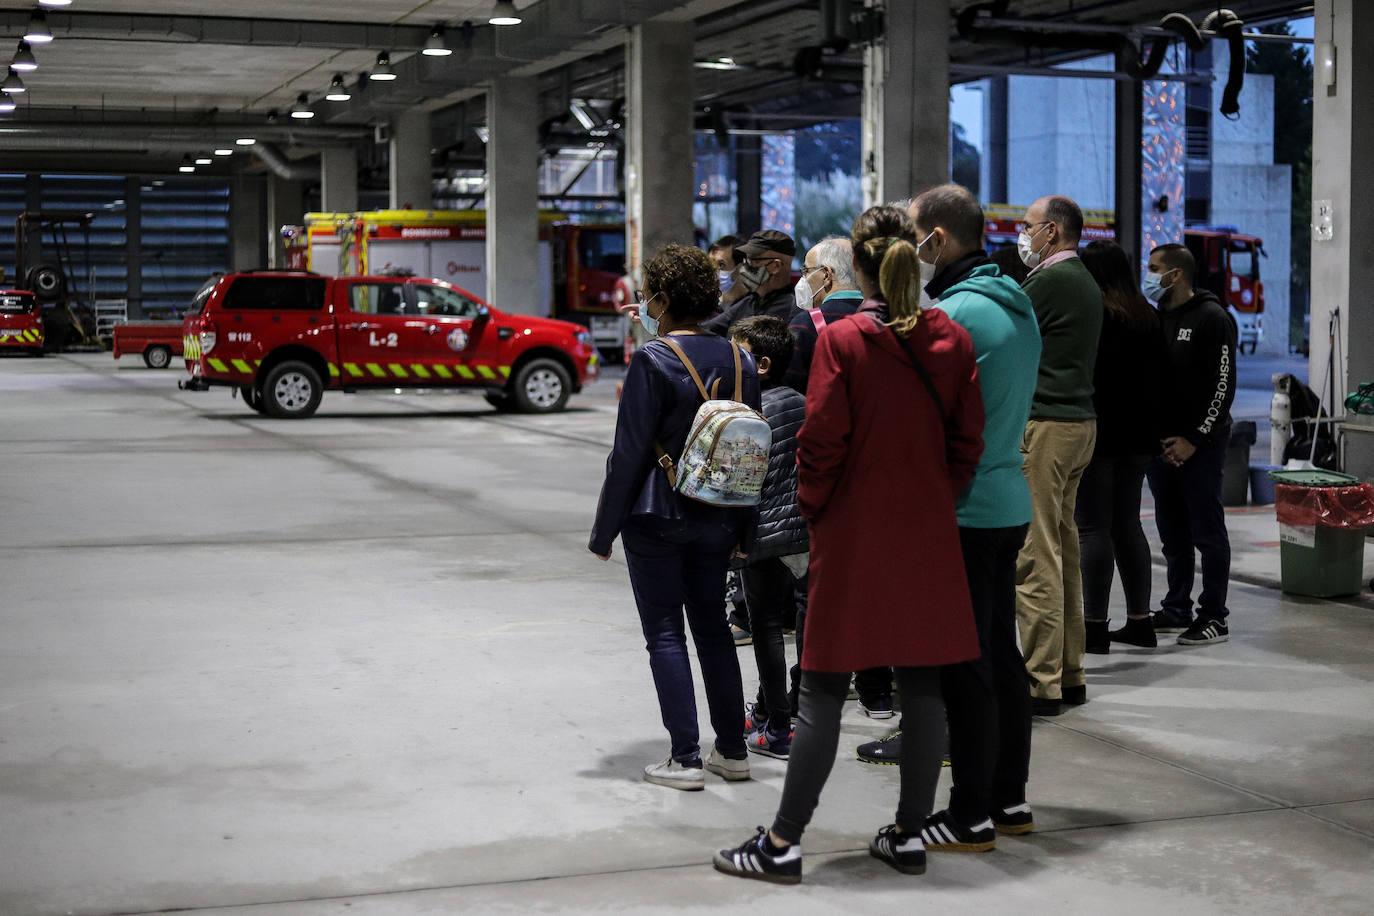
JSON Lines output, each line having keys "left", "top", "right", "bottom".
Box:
{"left": 897, "top": 185, "right": 1044, "bottom": 850}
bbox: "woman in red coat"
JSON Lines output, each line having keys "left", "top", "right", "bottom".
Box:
{"left": 715, "top": 205, "right": 985, "bottom": 884}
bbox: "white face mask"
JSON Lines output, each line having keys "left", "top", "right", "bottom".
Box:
{"left": 1017, "top": 223, "right": 1049, "bottom": 268}
{"left": 793, "top": 276, "right": 815, "bottom": 311}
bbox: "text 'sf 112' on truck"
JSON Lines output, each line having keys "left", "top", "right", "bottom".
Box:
{"left": 178, "top": 270, "right": 598, "bottom": 418}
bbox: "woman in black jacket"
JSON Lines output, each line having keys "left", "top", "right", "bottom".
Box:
{"left": 1077, "top": 241, "right": 1166, "bottom": 651}
{"left": 589, "top": 244, "right": 762, "bottom": 790}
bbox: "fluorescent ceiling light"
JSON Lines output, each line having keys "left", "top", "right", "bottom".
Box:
{"left": 214, "top": 148, "right": 233, "bottom": 156}
{"left": 38, "top": 0, "right": 73, "bottom": 6}
{"left": 179, "top": 155, "right": 195, "bottom": 173}
{"left": 2, "top": 69, "right": 25, "bottom": 94}
{"left": 195, "top": 156, "right": 213, "bottom": 165}
{"left": 12, "top": 42, "right": 38, "bottom": 72}
{"left": 24, "top": 12, "right": 53, "bottom": 45}
{"left": 370, "top": 52, "right": 397, "bottom": 81}
{"left": 569, "top": 100, "right": 598, "bottom": 131}
{"left": 290, "top": 93, "right": 315, "bottom": 119}
{"left": 235, "top": 137, "right": 256, "bottom": 146}
{"left": 474, "top": 126, "right": 489, "bottom": 143}
{"left": 423, "top": 27, "right": 452, "bottom": 57}
{"left": 489, "top": 1, "right": 522, "bottom": 26}
{"left": 695, "top": 58, "right": 738, "bottom": 71}
{"left": 325, "top": 74, "right": 351, "bottom": 102}
{"left": 0, "top": 97, "right": 15, "bottom": 114}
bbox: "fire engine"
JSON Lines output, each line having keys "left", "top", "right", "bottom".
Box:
{"left": 0, "top": 289, "right": 44, "bottom": 355}
{"left": 983, "top": 205, "right": 1266, "bottom": 353}
{"left": 287, "top": 210, "right": 631, "bottom": 354}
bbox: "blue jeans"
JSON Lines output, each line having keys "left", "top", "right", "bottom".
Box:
{"left": 1146, "top": 441, "right": 1231, "bottom": 622}
{"left": 622, "top": 516, "right": 747, "bottom": 763}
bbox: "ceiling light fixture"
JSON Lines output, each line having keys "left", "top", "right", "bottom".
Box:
{"left": 325, "top": 73, "right": 351, "bottom": 102}
{"left": 235, "top": 137, "right": 256, "bottom": 146}
{"left": 24, "top": 12, "right": 53, "bottom": 44}
{"left": 370, "top": 52, "right": 397, "bottom": 81}
{"left": 569, "top": 100, "right": 598, "bottom": 131}
{"left": 195, "top": 156, "right": 213, "bottom": 165}
{"left": 290, "top": 93, "right": 315, "bottom": 119}
{"left": 179, "top": 155, "right": 196, "bottom": 173}
{"left": 489, "top": 1, "right": 522, "bottom": 26}
{"left": 0, "top": 96, "right": 15, "bottom": 114}
{"left": 38, "top": 0, "right": 73, "bottom": 7}
{"left": 2, "top": 68, "right": 26, "bottom": 94}
{"left": 423, "top": 26, "right": 453, "bottom": 57}
{"left": 214, "top": 148, "right": 233, "bottom": 156}
{"left": 695, "top": 58, "right": 739, "bottom": 71}
{"left": 12, "top": 42, "right": 38, "bottom": 72}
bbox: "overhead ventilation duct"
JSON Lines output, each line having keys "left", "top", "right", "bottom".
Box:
{"left": 252, "top": 141, "right": 320, "bottom": 181}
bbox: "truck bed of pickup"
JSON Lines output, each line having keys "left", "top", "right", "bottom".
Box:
{"left": 112, "top": 322, "right": 184, "bottom": 368}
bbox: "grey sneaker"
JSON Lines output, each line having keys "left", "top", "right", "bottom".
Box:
{"left": 705, "top": 746, "right": 751, "bottom": 782}
{"left": 643, "top": 756, "right": 705, "bottom": 790}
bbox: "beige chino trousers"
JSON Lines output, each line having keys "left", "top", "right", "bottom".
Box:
{"left": 1016, "top": 417, "right": 1098, "bottom": 701}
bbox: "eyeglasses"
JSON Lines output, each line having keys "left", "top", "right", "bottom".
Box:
{"left": 799, "top": 264, "right": 830, "bottom": 278}
{"left": 633, "top": 289, "right": 657, "bottom": 304}
{"left": 1018, "top": 220, "right": 1051, "bottom": 235}
{"left": 743, "top": 256, "right": 782, "bottom": 267}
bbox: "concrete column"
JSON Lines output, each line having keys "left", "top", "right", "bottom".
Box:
{"left": 985, "top": 77, "right": 1009, "bottom": 205}
{"left": 266, "top": 176, "right": 303, "bottom": 269}
{"left": 1311, "top": 0, "right": 1374, "bottom": 476}
{"left": 1114, "top": 63, "right": 1144, "bottom": 267}
{"left": 229, "top": 173, "right": 266, "bottom": 270}
{"left": 861, "top": 0, "right": 948, "bottom": 207}
{"left": 320, "top": 147, "right": 359, "bottom": 214}
{"left": 485, "top": 77, "right": 541, "bottom": 316}
{"left": 389, "top": 109, "right": 432, "bottom": 210}
{"left": 624, "top": 21, "right": 694, "bottom": 286}
{"left": 123, "top": 177, "right": 143, "bottom": 318}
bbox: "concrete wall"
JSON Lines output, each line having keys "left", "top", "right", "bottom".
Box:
{"left": 1006, "top": 62, "right": 1116, "bottom": 210}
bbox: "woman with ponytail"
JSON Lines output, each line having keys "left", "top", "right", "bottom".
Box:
{"left": 715, "top": 206, "right": 987, "bottom": 884}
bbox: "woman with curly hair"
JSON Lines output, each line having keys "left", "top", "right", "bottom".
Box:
{"left": 589, "top": 244, "right": 762, "bottom": 791}
{"left": 715, "top": 206, "right": 986, "bottom": 883}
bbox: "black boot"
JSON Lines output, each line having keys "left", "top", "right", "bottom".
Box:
{"left": 1085, "top": 619, "right": 1110, "bottom": 654}
{"left": 1110, "top": 616, "right": 1158, "bottom": 648}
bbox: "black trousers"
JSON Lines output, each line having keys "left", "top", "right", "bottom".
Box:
{"left": 854, "top": 666, "right": 893, "bottom": 702}
{"left": 941, "top": 524, "right": 1032, "bottom": 824}
{"left": 740, "top": 557, "right": 803, "bottom": 733}
{"left": 1076, "top": 453, "right": 1153, "bottom": 621}
{"left": 772, "top": 667, "right": 945, "bottom": 845}
{"left": 1146, "top": 443, "right": 1231, "bottom": 621}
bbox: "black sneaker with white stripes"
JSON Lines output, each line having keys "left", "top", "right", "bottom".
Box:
{"left": 713, "top": 827, "right": 802, "bottom": 885}
{"left": 1177, "top": 617, "right": 1229, "bottom": 646}
{"left": 869, "top": 824, "right": 926, "bottom": 874}
{"left": 990, "top": 802, "right": 1035, "bottom": 835}
{"left": 919, "top": 809, "right": 996, "bottom": 852}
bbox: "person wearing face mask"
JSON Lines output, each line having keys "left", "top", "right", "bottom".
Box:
{"left": 1014, "top": 195, "right": 1103, "bottom": 718}
{"left": 708, "top": 235, "right": 747, "bottom": 307}
{"left": 701, "top": 229, "right": 797, "bottom": 337}
{"left": 1142, "top": 243, "right": 1237, "bottom": 648}
{"left": 589, "top": 244, "right": 762, "bottom": 791}
{"left": 783, "top": 237, "right": 863, "bottom": 394}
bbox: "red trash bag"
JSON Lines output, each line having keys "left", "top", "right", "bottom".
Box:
{"left": 1274, "top": 482, "right": 1374, "bottom": 531}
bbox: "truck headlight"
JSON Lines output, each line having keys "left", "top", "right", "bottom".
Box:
{"left": 575, "top": 330, "right": 594, "bottom": 347}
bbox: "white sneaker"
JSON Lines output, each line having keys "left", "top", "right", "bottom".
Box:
{"left": 706, "top": 746, "right": 752, "bottom": 781}
{"left": 643, "top": 756, "right": 705, "bottom": 790}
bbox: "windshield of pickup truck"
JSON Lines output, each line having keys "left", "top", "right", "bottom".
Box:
{"left": 0, "top": 293, "right": 36, "bottom": 313}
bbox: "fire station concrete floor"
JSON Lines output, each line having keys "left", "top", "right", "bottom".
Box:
{"left": 1, "top": 352, "right": 1371, "bottom": 916}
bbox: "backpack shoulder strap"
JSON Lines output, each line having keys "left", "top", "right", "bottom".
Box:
{"left": 868, "top": 312, "right": 945, "bottom": 419}
{"left": 809, "top": 307, "right": 827, "bottom": 331}
{"left": 657, "top": 336, "right": 711, "bottom": 401}
{"left": 731, "top": 339, "right": 743, "bottom": 401}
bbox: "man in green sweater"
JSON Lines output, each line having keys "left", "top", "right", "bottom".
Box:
{"left": 1015, "top": 196, "right": 1103, "bottom": 717}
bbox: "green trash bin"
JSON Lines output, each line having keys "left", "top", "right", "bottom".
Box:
{"left": 1270, "top": 469, "right": 1373, "bottom": 598}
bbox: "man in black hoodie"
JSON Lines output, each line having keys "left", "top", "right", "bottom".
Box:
{"left": 1143, "top": 243, "right": 1238, "bottom": 647}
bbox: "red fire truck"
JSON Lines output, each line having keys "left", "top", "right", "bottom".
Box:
{"left": 0, "top": 289, "right": 44, "bottom": 355}
{"left": 288, "top": 211, "right": 630, "bottom": 355}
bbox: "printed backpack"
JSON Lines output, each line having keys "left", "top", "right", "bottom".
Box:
{"left": 653, "top": 337, "right": 771, "bottom": 508}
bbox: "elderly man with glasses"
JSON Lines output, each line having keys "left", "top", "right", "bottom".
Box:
{"left": 702, "top": 229, "right": 797, "bottom": 337}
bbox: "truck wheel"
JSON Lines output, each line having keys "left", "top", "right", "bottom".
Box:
{"left": 239, "top": 384, "right": 268, "bottom": 415}
{"left": 262, "top": 361, "right": 323, "bottom": 419}
{"left": 511, "top": 358, "right": 571, "bottom": 413}
{"left": 484, "top": 391, "right": 514, "bottom": 412}
{"left": 143, "top": 344, "right": 172, "bottom": 369}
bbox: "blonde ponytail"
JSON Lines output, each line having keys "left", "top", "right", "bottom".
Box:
{"left": 878, "top": 239, "right": 922, "bottom": 337}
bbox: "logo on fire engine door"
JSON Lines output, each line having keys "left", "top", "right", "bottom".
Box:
{"left": 446, "top": 328, "right": 469, "bottom": 351}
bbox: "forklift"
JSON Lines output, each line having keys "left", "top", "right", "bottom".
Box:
{"left": 14, "top": 210, "right": 101, "bottom": 352}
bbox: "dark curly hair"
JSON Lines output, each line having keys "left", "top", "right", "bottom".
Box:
{"left": 643, "top": 244, "right": 719, "bottom": 322}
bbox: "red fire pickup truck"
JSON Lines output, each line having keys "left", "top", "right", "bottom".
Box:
{"left": 111, "top": 322, "right": 184, "bottom": 368}
{"left": 177, "top": 270, "right": 598, "bottom": 418}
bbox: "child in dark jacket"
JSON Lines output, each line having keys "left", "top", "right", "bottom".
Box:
{"left": 729, "top": 315, "right": 809, "bottom": 760}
